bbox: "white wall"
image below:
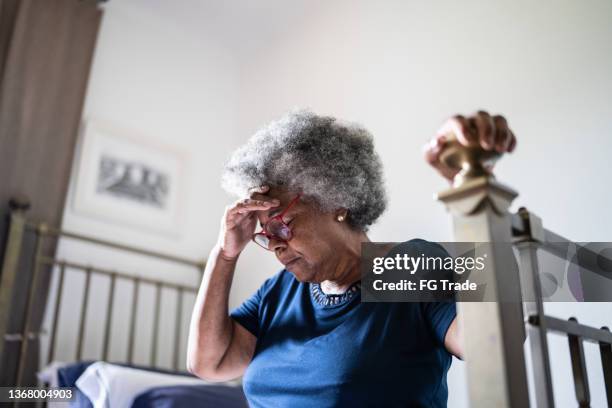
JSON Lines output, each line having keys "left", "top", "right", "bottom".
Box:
{"left": 45, "top": 0, "right": 239, "bottom": 370}
{"left": 45, "top": 0, "right": 611, "bottom": 406}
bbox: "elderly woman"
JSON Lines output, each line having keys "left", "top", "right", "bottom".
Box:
{"left": 187, "top": 110, "right": 516, "bottom": 407}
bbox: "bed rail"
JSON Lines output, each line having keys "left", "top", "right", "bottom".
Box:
{"left": 435, "top": 135, "right": 612, "bottom": 407}
{"left": 0, "top": 200, "right": 205, "bottom": 393}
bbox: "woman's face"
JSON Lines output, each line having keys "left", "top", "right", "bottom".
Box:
{"left": 253, "top": 189, "right": 349, "bottom": 283}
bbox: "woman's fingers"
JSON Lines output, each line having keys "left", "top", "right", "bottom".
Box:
{"left": 507, "top": 129, "right": 517, "bottom": 152}
{"left": 224, "top": 185, "right": 280, "bottom": 228}
{"left": 438, "top": 111, "right": 516, "bottom": 154}
{"left": 473, "top": 111, "right": 495, "bottom": 150}
{"left": 438, "top": 115, "right": 477, "bottom": 147}
{"left": 492, "top": 115, "right": 512, "bottom": 153}
{"left": 423, "top": 134, "right": 460, "bottom": 181}
{"left": 423, "top": 134, "right": 446, "bottom": 165}
{"left": 230, "top": 198, "right": 279, "bottom": 215}
{"left": 248, "top": 185, "right": 270, "bottom": 195}
{"left": 224, "top": 197, "right": 279, "bottom": 231}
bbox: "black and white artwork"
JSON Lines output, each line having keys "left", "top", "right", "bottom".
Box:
{"left": 97, "top": 156, "right": 170, "bottom": 209}
{"left": 73, "top": 121, "right": 185, "bottom": 236}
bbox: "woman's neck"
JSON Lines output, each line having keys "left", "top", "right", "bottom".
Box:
{"left": 320, "top": 232, "right": 369, "bottom": 295}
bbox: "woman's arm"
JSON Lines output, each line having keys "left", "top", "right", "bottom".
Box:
{"left": 186, "top": 245, "right": 256, "bottom": 381}
{"left": 187, "top": 189, "right": 279, "bottom": 381}
{"left": 444, "top": 317, "right": 464, "bottom": 360}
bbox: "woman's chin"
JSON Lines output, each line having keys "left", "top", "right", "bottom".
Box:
{"left": 287, "top": 265, "right": 315, "bottom": 282}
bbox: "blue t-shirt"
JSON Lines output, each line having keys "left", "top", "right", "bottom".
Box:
{"left": 231, "top": 239, "right": 456, "bottom": 408}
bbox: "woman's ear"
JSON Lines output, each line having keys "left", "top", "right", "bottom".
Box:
{"left": 335, "top": 209, "right": 348, "bottom": 223}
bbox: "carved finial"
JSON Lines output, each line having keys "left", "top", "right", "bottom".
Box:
{"left": 438, "top": 133, "right": 502, "bottom": 187}
{"left": 9, "top": 195, "right": 31, "bottom": 212}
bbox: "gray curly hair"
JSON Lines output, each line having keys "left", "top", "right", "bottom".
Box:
{"left": 221, "top": 110, "right": 387, "bottom": 231}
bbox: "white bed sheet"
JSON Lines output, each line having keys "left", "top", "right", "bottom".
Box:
{"left": 39, "top": 361, "right": 241, "bottom": 408}
{"left": 76, "top": 361, "right": 212, "bottom": 408}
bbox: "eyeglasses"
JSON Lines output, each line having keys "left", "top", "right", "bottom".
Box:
{"left": 252, "top": 194, "right": 301, "bottom": 250}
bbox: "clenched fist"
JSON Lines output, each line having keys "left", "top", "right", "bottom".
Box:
{"left": 424, "top": 111, "right": 517, "bottom": 182}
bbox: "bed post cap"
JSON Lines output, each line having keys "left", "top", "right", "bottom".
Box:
{"left": 438, "top": 132, "right": 502, "bottom": 187}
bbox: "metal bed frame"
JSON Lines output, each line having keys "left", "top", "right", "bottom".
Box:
{"left": 0, "top": 198, "right": 205, "bottom": 395}
{"left": 1, "top": 136, "right": 611, "bottom": 407}
{"left": 435, "top": 135, "right": 612, "bottom": 407}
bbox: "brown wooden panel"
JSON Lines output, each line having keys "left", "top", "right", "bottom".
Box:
{"left": 0, "top": 0, "right": 102, "bottom": 386}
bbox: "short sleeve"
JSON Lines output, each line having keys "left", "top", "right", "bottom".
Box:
{"left": 421, "top": 301, "right": 457, "bottom": 346}
{"left": 230, "top": 272, "right": 283, "bottom": 337}
{"left": 230, "top": 288, "right": 262, "bottom": 337}
{"left": 414, "top": 239, "right": 457, "bottom": 345}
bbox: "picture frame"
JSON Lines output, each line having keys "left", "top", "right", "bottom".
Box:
{"left": 72, "top": 120, "right": 187, "bottom": 237}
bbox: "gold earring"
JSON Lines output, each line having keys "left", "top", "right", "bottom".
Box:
{"left": 337, "top": 214, "right": 345, "bottom": 222}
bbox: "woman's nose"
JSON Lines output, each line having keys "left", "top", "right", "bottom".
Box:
{"left": 268, "top": 237, "right": 288, "bottom": 252}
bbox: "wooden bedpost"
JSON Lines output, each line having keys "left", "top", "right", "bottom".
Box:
{"left": 434, "top": 135, "right": 530, "bottom": 407}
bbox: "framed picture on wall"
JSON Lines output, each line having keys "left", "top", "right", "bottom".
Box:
{"left": 73, "top": 120, "right": 187, "bottom": 237}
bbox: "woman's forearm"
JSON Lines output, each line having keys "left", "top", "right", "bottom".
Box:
{"left": 186, "top": 244, "right": 238, "bottom": 377}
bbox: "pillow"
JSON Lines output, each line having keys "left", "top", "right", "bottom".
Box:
{"left": 38, "top": 361, "right": 70, "bottom": 388}
{"left": 53, "top": 361, "right": 196, "bottom": 387}
{"left": 38, "top": 362, "right": 94, "bottom": 408}
{"left": 75, "top": 362, "right": 210, "bottom": 408}
{"left": 58, "top": 361, "right": 97, "bottom": 388}
{"left": 40, "top": 360, "right": 240, "bottom": 407}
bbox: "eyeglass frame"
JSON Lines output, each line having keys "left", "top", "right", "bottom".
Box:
{"left": 252, "top": 194, "right": 302, "bottom": 250}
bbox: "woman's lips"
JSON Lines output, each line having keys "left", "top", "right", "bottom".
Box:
{"left": 284, "top": 258, "right": 300, "bottom": 268}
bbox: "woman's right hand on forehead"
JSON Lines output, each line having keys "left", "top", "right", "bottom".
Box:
{"left": 217, "top": 185, "right": 279, "bottom": 260}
